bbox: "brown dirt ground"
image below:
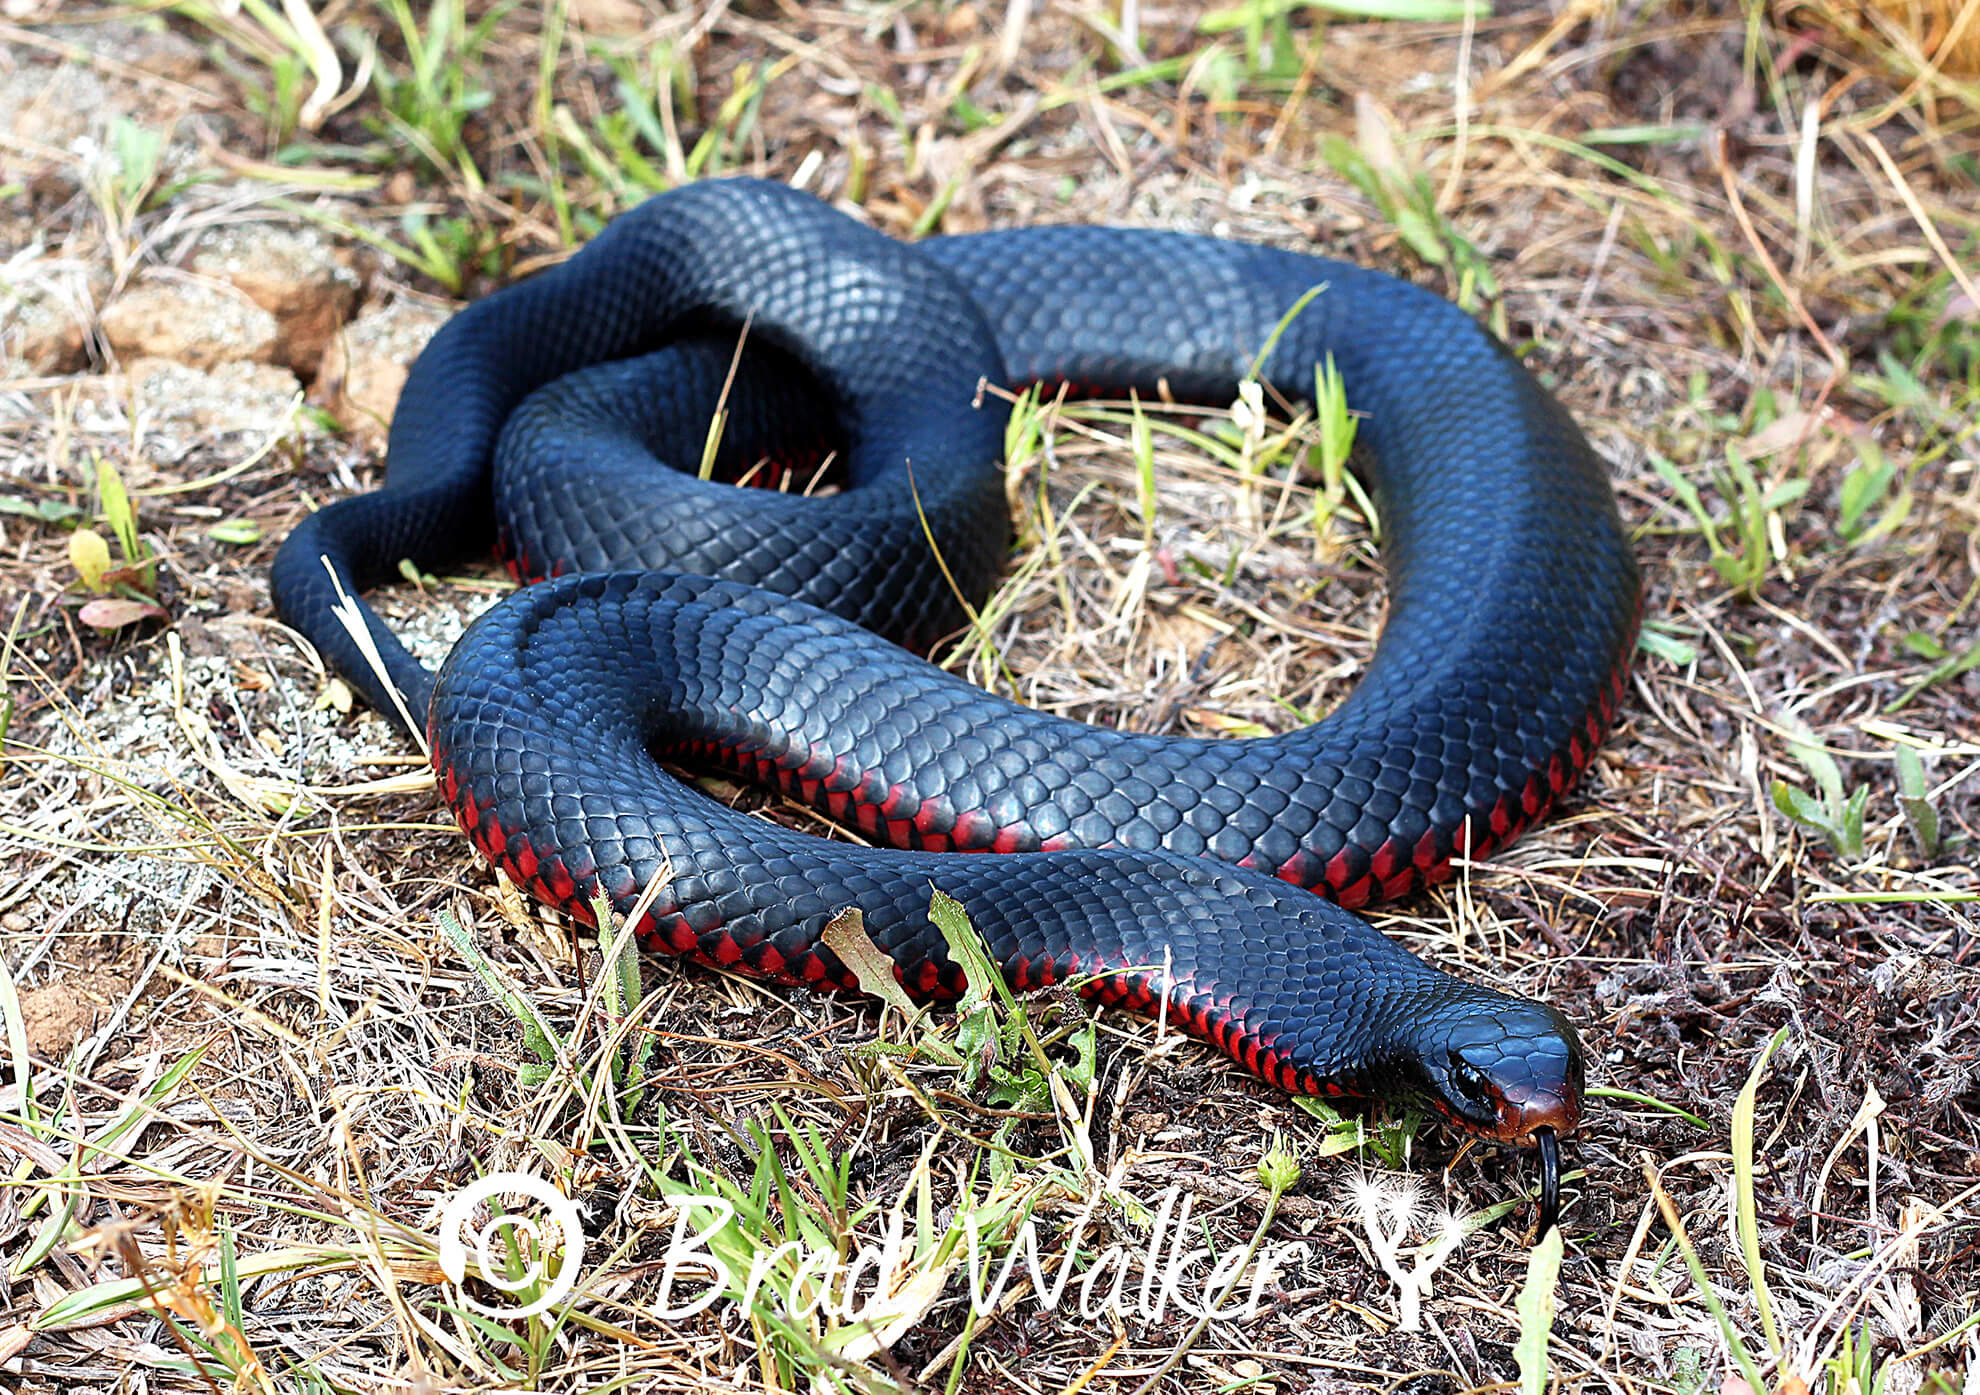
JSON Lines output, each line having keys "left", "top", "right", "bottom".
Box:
{"left": 1, "top": 2, "right": 1977, "bottom": 1393}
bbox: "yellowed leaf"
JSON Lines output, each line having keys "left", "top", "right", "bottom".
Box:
{"left": 68, "top": 529, "right": 111, "bottom": 592}
{"left": 821, "top": 907, "right": 918, "bottom": 1018}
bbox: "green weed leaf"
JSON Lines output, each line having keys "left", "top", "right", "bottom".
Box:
{"left": 1514, "top": 1223, "right": 1564, "bottom": 1395}
{"left": 1771, "top": 779, "right": 1827, "bottom": 829}
{"left": 1894, "top": 746, "right": 1941, "bottom": 860}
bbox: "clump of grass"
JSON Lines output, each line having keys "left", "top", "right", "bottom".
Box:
{"left": 67, "top": 455, "right": 164, "bottom": 631}
{"left": 360, "top": 0, "right": 499, "bottom": 184}
{"left": 1771, "top": 717, "right": 1869, "bottom": 859}
{"left": 1652, "top": 447, "right": 1808, "bottom": 600}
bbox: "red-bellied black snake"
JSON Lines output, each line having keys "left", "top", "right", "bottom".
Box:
{"left": 272, "top": 178, "right": 1641, "bottom": 1233}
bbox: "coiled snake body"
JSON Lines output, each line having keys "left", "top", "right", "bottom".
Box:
{"left": 272, "top": 179, "right": 1640, "bottom": 1231}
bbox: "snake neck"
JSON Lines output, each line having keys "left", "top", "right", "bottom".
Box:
{"left": 1180, "top": 936, "right": 1584, "bottom": 1147}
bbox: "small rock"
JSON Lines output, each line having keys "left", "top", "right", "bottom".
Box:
{"left": 189, "top": 223, "right": 364, "bottom": 377}
{"left": 100, "top": 275, "right": 280, "bottom": 369}
{"left": 311, "top": 294, "right": 450, "bottom": 448}
{"left": 125, "top": 356, "right": 301, "bottom": 442}
{"left": 18, "top": 979, "right": 119, "bottom": 1056}
{"left": 0, "top": 56, "right": 113, "bottom": 152}
{"left": 2, "top": 269, "right": 102, "bottom": 375}
{"left": 1, "top": 20, "right": 211, "bottom": 151}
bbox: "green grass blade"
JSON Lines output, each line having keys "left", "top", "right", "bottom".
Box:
{"left": 1732, "top": 1024, "right": 1790, "bottom": 1357}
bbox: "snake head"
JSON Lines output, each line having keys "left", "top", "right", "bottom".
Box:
{"left": 1407, "top": 997, "right": 1586, "bottom": 1148}
{"left": 1377, "top": 994, "right": 1585, "bottom": 1236}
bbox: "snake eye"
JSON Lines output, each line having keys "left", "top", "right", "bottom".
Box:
{"left": 1447, "top": 1052, "right": 1493, "bottom": 1108}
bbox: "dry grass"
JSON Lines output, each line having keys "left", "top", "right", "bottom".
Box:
{"left": 1, "top": 0, "right": 1978, "bottom": 1391}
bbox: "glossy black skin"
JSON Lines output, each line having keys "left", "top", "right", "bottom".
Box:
{"left": 272, "top": 180, "right": 1637, "bottom": 1219}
